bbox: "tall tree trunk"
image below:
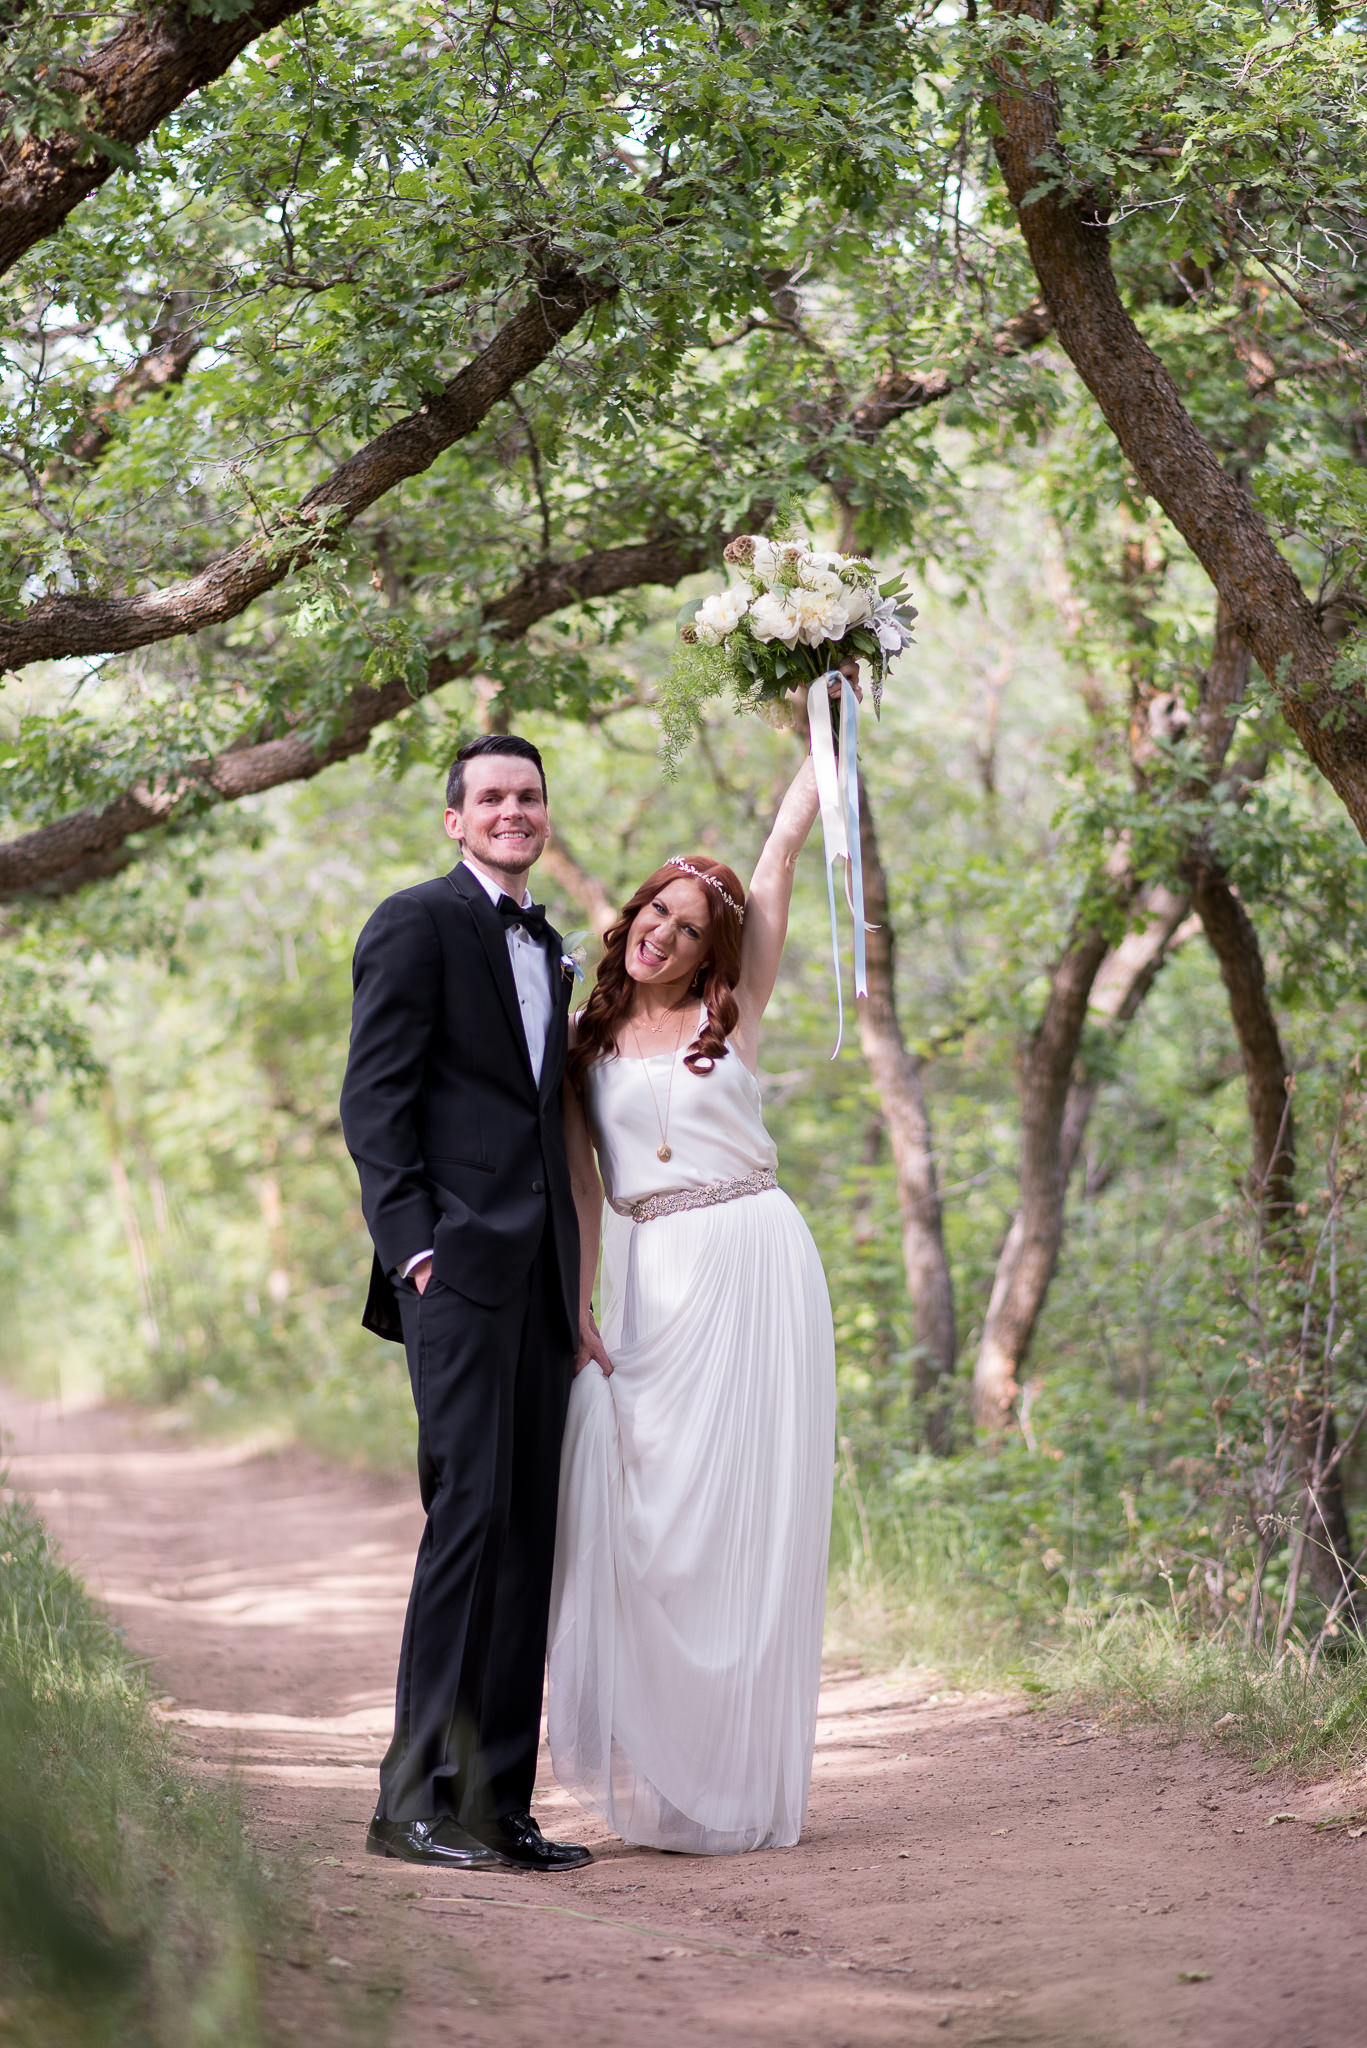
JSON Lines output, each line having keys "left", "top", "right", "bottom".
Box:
{"left": 1187, "top": 862, "right": 1356, "bottom": 1607}
{"left": 1056, "top": 883, "right": 1195, "bottom": 1178}
{"left": 972, "top": 913, "right": 1115, "bottom": 1432}
{"left": 975, "top": 879, "right": 1195, "bottom": 1431}
{"left": 987, "top": 1, "right": 1367, "bottom": 839}
{"left": 1188, "top": 867, "right": 1297, "bottom": 1221}
{"left": 856, "top": 781, "right": 957, "bottom": 1448}
{"left": 973, "top": 594, "right": 1254, "bottom": 1434}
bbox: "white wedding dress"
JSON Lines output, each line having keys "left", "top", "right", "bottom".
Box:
{"left": 547, "top": 1029, "right": 836, "bottom": 1854}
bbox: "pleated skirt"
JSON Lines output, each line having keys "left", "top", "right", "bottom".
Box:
{"left": 547, "top": 1186, "right": 836, "bottom": 1854}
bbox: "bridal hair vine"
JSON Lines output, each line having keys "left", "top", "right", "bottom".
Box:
{"left": 666, "top": 856, "right": 745, "bottom": 921}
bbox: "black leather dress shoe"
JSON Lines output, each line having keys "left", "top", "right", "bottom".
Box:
{"left": 467, "top": 1810, "right": 592, "bottom": 1871}
{"left": 366, "top": 1813, "right": 511, "bottom": 1869}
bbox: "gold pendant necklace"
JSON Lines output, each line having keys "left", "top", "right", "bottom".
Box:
{"left": 628, "top": 1006, "right": 690, "bottom": 1161}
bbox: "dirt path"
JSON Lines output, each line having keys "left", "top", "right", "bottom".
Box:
{"left": 5, "top": 1393, "right": 1366, "bottom": 2048}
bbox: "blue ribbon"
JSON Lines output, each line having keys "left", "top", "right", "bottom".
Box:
{"left": 807, "top": 674, "right": 868, "bottom": 1058}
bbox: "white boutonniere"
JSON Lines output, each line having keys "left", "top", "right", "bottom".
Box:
{"left": 561, "top": 929, "right": 589, "bottom": 984}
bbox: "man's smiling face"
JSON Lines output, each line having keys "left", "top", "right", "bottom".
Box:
{"left": 445, "top": 754, "right": 550, "bottom": 886}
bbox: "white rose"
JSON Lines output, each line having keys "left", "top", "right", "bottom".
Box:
{"left": 697, "top": 588, "right": 749, "bottom": 640}
{"left": 799, "top": 564, "right": 844, "bottom": 598}
{"left": 749, "top": 591, "right": 802, "bottom": 645}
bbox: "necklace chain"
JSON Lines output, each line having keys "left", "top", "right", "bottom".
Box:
{"left": 626, "top": 1004, "right": 692, "bottom": 1161}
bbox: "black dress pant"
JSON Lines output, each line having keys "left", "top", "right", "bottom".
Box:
{"left": 378, "top": 1229, "right": 573, "bottom": 1824}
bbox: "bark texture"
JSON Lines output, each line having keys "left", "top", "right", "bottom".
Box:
{"left": 1187, "top": 860, "right": 1356, "bottom": 1607}
{"left": 856, "top": 780, "right": 957, "bottom": 1447}
{"left": 988, "top": 0, "right": 1367, "bottom": 838}
{"left": 1188, "top": 866, "right": 1296, "bottom": 1219}
{"left": 0, "top": 0, "right": 315, "bottom": 279}
{"left": 971, "top": 914, "right": 1115, "bottom": 1433}
{"left": 974, "top": 877, "right": 1195, "bottom": 1430}
{"left": 0, "top": 265, "right": 614, "bottom": 671}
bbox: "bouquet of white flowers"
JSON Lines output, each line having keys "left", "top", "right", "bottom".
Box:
{"left": 677, "top": 533, "right": 917, "bottom": 719}
{"left": 667, "top": 534, "right": 917, "bottom": 1056}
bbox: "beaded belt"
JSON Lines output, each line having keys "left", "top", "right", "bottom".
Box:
{"left": 627, "top": 1168, "right": 778, "bottom": 1225}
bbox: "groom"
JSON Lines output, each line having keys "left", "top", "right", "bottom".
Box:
{"left": 339, "top": 734, "right": 589, "bottom": 1872}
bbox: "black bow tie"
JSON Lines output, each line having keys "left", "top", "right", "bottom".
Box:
{"left": 497, "top": 895, "right": 549, "bottom": 943}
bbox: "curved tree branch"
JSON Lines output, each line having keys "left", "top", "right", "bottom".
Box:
{"left": 0, "top": 0, "right": 316, "bottom": 279}
{"left": 0, "top": 264, "right": 615, "bottom": 672}
{"left": 2, "top": 299, "right": 1054, "bottom": 907}
{"left": 987, "top": 0, "right": 1367, "bottom": 837}
{"left": 0, "top": 528, "right": 714, "bottom": 903}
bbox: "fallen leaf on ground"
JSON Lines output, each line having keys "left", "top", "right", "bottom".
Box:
{"left": 990, "top": 1828, "right": 1010, "bottom": 1836}
{"left": 1178, "top": 1970, "right": 1211, "bottom": 1983}
{"left": 646, "top": 1947, "right": 695, "bottom": 1961}
{"left": 1264, "top": 1812, "right": 1298, "bottom": 1826}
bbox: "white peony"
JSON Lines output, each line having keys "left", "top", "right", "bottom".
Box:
{"left": 695, "top": 587, "right": 750, "bottom": 643}
{"left": 790, "top": 586, "right": 850, "bottom": 646}
{"left": 749, "top": 590, "right": 802, "bottom": 645}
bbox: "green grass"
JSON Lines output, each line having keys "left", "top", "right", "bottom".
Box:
{"left": 827, "top": 1460, "right": 1367, "bottom": 1788}
{"left": 0, "top": 1487, "right": 290, "bottom": 2047}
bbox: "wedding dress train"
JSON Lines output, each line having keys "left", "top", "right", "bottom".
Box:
{"left": 547, "top": 1033, "right": 835, "bottom": 1854}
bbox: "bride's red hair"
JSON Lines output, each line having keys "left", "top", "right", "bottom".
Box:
{"left": 568, "top": 856, "right": 746, "bottom": 1086}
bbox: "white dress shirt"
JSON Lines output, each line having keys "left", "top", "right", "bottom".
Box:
{"left": 399, "top": 857, "right": 553, "bottom": 1278}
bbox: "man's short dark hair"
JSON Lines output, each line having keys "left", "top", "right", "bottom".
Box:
{"left": 446, "top": 734, "right": 548, "bottom": 812}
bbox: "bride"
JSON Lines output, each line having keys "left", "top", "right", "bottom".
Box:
{"left": 547, "top": 678, "right": 847, "bottom": 1855}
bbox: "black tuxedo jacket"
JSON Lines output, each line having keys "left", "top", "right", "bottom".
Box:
{"left": 339, "top": 862, "right": 579, "bottom": 1344}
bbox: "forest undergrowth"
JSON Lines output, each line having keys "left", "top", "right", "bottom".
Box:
{"left": 827, "top": 1469, "right": 1367, "bottom": 1788}
{"left": 0, "top": 1485, "right": 301, "bottom": 2048}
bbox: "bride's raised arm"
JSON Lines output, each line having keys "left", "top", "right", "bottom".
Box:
{"left": 733, "top": 666, "right": 854, "bottom": 1049}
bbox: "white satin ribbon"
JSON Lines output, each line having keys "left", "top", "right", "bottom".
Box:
{"left": 807, "top": 673, "right": 868, "bottom": 1057}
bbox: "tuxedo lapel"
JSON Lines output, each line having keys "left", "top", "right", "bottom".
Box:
{"left": 445, "top": 864, "right": 535, "bottom": 1087}
{"left": 540, "top": 920, "right": 571, "bottom": 1106}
